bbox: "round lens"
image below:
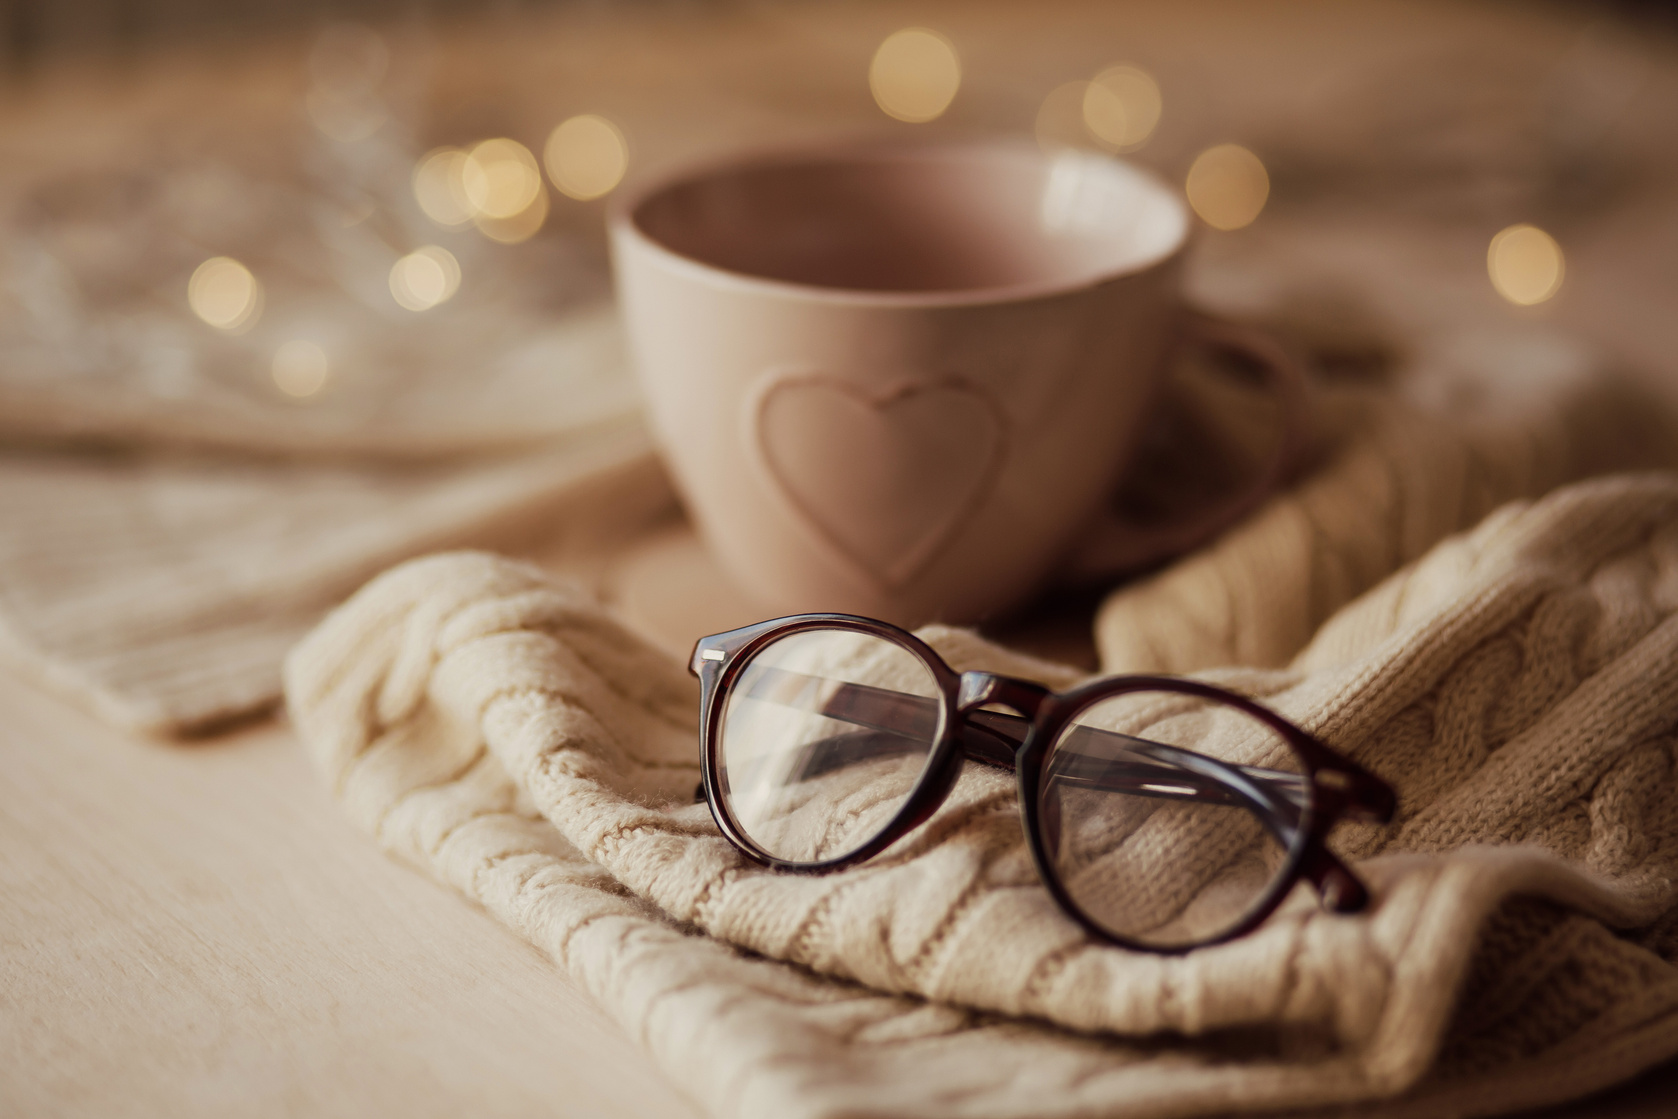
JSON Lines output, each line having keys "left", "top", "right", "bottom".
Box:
{"left": 1037, "top": 689, "right": 1309, "bottom": 950}
{"left": 717, "top": 626, "right": 943, "bottom": 864}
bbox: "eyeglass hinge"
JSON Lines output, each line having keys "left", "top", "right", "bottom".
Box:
{"left": 957, "top": 672, "right": 1048, "bottom": 718}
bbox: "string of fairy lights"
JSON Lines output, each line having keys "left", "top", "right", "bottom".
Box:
{"left": 184, "top": 25, "right": 1569, "bottom": 402}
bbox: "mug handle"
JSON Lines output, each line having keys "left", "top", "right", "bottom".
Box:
{"left": 1061, "top": 309, "right": 1314, "bottom": 583}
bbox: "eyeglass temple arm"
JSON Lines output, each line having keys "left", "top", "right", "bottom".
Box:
{"left": 710, "top": 668, "right": 1268, "bottom": 811}
{"left": 718, "top": 664, "right": 1383, "bottom": 914}
{"left": 728, "top": 676, "right": 1347, "bottom": 881}
{"left": 823, "top": 675, "right": 1389, "bottom": 902}
{"left": 810, "top": 674, "right": 1343, "bottom": 813}
{"left": 822, "top": 692, "right": 1375, "bottom": 912}
{"left": 1016, "top": 722, "right": 1376, "bottom": 914}
{"left": 720, "top": 666, "right": 1383, "bottom": 915}
{"left": 780, "top": 723, "right": 1375, "bottom": 916}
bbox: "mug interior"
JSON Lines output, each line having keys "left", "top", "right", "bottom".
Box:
{"left": 629, "top": 145, "right": 1187, "bottom": 296}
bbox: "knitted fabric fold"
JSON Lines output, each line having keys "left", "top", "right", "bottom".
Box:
{"left": 287, "top": 472, "right": 1678, "bottom": 1119}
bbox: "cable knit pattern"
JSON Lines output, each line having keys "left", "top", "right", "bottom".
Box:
{"left": 287, "top": 472, "right": 1678, "bottom": 1119}
{"left": 1095, "top": 348, "right": 1663, "bottom": 677}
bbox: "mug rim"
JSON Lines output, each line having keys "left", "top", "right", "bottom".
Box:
{"left": 607, "top": 138, "right": 1191, "bottom": 309}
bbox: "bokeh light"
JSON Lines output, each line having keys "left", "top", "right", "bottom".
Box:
{"left": 413, "top": 148, "right": 475, "bottom": 227}
{"left": 462, "top": 138, "right": 543, "bottom": 220}
{"left": 870, "top": 28, "right": 960, "bottom": 123}
{"left": 389, "top": 245, "right": 461, "bottom": 311}
{"left": 545, "top": 115, "right": 628, "bottom": 200}
{"left": 414, "top": 141, "right": 548, "bottom": 240}
{"left": 1083, "top": 65, "right": 1161, "bottom": 151}
{"left": 271, "top": 340, "right": 330, "bottom": 398}
{"left": 188, "top": 257, "right": 262, "bottom": 331}
{"left": 308, "top": 23, "right": 388, "bottom": 97}
{"left": 1035, "top": 81, "right": 1093, "bottom": 152}
{"left": 305, "top": 24, "right": 389, "bottom": 142}
{"left": 1488, "top": 224, "right": 1564, "bottom": 306}
{"left": 1185, "top": 144, "right": 1269, "bottom": 231}
{"left": 306, "top": 92, "right": 386, "bottom": 142}
{"left": 474, "top": 185, "right": 549, "bottom": 244}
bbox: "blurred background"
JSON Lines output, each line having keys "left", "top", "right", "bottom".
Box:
{"left": 0, "top": 0, "right": 1672, "bottom": 62}
{"left": 1, "top": 0, "right": 1676, "bottom": 729}
{"left": 0, "top": 0, "right": 1673, "bottom": 460}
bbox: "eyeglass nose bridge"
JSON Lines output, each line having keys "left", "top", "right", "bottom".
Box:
{"left": 957, "top": 672, "right": 1050, "bottom": 719}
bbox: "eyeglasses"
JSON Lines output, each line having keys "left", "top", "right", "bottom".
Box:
{"left": 689, "top": 613, "right": 1397, "bottom": 953}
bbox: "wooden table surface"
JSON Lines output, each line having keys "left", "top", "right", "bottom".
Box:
{"left": 5, "top": 1, "right": 1678, "bottom": 1115}
{"left": 0, "top": 662, "right": 704, "bottom": 1119}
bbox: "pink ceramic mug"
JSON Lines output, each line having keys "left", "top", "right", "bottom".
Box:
{"left": 609, "top": 141, "right": 1306, "bottom": 626}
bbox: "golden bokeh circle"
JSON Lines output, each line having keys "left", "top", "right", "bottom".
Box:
{"left": 1084, "top": 65, "right": 1161, "bottom": 151}
{"left": 1185, "top": 144, "right": 1269, "bottom": 231}
{"left": 545, "top": 115, "right": 629, "bottom": 201}
{"left": 1488, "top": 224, "right": 1564, "bottom": 306}
{"left": 272, "top": 340, "right": 330, "bottom": 398}
{"left": 462, "top": 138, "right": 543, "bottom": 220}
{"left": 413, "top": 148, "right": 475, "bottom": 227}
{"left": 389, "top": 245, "right": 462, "bottom": 311}
{"left": 188, "top": 257, "right": 262, "bottom": 332}
{"left": 1035, "top": 81, "right": 1093, "bottom": 153}
{"left": 870, "top": 28, "right": 960, "bottom": 123}
{"left": 475, "top": 186, "right": 549, "bottom": 244}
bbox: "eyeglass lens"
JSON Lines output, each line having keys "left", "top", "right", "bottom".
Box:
{"left": 1040, "top": 692, "right": 1309, "bottom": 949}
{"left": 716, "top": 625, "right": 1315, "bottom": 949}
{"left": 717, "top": 626, "right": 942, "bottom": 863}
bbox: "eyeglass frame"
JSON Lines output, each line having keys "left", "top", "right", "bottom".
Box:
{"left": 690, "top": 612, "right": 1398, "bottom": 954}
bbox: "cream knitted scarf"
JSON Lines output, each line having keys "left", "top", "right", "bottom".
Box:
{"left": 286, "top": 470, "right": 1678, "bottom": 1119}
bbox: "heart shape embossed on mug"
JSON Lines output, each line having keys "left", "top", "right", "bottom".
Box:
{"left": 751, "top": 373, "right": 1007, "bottom": 590}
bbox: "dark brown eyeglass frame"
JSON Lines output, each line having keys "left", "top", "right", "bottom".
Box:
{"left": 689, "top": 613, "right": 1397, "bottom": 954}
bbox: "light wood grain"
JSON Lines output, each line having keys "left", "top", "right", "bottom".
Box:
{"left": 0, "top": 665, "right": 703, "bottom": 1119}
